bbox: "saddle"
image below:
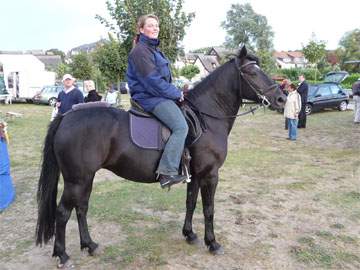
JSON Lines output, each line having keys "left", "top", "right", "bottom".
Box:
{"left": 129, "top": 99, "right": 203, "bottom": 183}
{"left": 129, "top": 99, "right": 202, "bottom": 150}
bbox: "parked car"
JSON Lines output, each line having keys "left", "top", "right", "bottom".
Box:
{"left": 33, "top": 85, "right": 64, "bottom": 106}
{"left": 306, "top": 72, "right": 349, "bottom": 115}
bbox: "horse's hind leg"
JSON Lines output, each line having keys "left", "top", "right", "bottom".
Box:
{"left": 182, "top": 177, "right": 200, "bottom": 244}
{"left": 75, "top": 176, "right": 98, "bottom": 255}
{"left": 53, "top": 184, "right": 75, "bottom": 267}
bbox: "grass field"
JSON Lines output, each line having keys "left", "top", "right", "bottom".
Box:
{"left": 0, "top": 99, "right": 359, "bottom": 269}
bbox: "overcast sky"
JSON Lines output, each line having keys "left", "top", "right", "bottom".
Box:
{"left": 1, "top": 0, "right": 359, "bottom": 53}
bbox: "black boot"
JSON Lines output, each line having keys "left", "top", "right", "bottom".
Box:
{"left": 159, "top": 174, "right": 187, "bottom": 189}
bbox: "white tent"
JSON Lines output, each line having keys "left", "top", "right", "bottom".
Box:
{"left": 0, "top": 54, "right": 55, "bottom": 100}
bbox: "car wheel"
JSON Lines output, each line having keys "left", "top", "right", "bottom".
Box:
{"left": 49, "top": 97, "right": 57, "bottom": 107}
{"left": 338, "top": 101, "right": 347, "bottom": 111}
{"left": 305, "top": 104, "right": 312, "bottom": 115}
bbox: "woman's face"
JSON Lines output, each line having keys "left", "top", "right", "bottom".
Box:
{"left": 140, "top": 17, "right": 159, "bottom": 39}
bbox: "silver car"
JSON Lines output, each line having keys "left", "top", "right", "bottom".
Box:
{"left": 33, "top": 85, "right": 63, "bottom": 106}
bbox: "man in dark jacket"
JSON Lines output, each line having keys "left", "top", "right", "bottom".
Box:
{"left": 297, "top": 74, "right": 309, "bottom": 128}
{"left": 56, "top": 74, "right": 84, "bottom": 114}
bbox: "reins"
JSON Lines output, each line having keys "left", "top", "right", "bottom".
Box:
{"left": 184, "top": 58, "right": 277, "bottom": 122}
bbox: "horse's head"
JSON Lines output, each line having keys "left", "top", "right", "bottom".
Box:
{"left": 235, "top": 46, "right": 286, "bottom": 110}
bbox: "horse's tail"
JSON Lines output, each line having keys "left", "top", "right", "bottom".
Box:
{"left": 35, "top": 114, "right": 63, "bottom": 246}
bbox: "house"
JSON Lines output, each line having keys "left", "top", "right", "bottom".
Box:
{"left": 193, "top": 54, "right": 220, "bottom": 81}
{"left": 34, "top": 55, "right": 62, "bottom": 71}
{"left": 68, "top": 39, "right": 107, "bottom": 56}
{"left": 174, "top": 53, "right": 198, "bottom": 69}
{"left": 273, "top": 51, "right": 307, "bottom": 69}
{"left": 207, "top": 46, "right": 236, "bottom": 63}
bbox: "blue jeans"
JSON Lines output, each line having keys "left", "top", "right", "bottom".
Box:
{"left": 151, "top": 100, "right": 188, "bottom": 175}
{"left": 287, "top": 118, "right": 298, "bottom": 140}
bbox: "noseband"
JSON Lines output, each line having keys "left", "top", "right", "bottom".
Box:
{"left": 235, "top": 58, "right": 278, "bottom": 107}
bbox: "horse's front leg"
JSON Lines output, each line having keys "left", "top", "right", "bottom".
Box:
{"left": 75, "top": 179, "right": 98, "bottom": 256}
{"left": 200, "top": 175, "right": 224, "bottom": 255}
{"left": 182, "top": 177, "right": 200, "bottom": 244}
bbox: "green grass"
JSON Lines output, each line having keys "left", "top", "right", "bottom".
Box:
{"left": 1, "top": 103, "right": 359, "bottom": 269}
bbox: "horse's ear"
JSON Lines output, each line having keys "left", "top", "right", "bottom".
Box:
{"left": 238, "top": 45, "right": 247, "bottom": 59}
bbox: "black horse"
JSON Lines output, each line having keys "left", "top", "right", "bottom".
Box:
{"left": 36, "top": 46, "right": 286, "bottom": 267}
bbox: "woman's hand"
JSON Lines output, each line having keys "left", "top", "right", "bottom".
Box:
{"left": 179, "top": 91, "right": 184, "bottom": 102}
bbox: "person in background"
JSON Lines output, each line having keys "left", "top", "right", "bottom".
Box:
{"left": 84, "top": 80, "right": 102, "bottom": 103}
{"left": 284, "top": 83, "right": 301, "bottom": 141}
{"left": 126, "top": 14, "right": 188, "bottom": 189}
{"left": 279, "top": 79, "right": 290, "bottom": 96}
{"left": 56, "top": 74, "right": 84, "bottom": 114}
{"left": 104, "top": 84, "right": 120, "bottom": 107}
{"left": 352, "top": 78, "right": 360, "bottom": 124}
{"left": 297, "top": 74, "right": 308, "bottom": 128}
{"left": 0, "top": 120, "right": 15, "bottom": 212}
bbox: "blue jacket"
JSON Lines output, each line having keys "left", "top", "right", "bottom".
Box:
{"left": 126, "top": 34, "right": 181, "bottom": 112}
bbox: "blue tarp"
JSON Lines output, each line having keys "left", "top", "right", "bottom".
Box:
{"left": 0, "top": 138, "right": 15, "bottom": 211}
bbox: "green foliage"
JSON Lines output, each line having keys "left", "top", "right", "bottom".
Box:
{"left": 337, "top": 29, "right": 360, "bottom": 72}
{"left": 96, "top": 0, "right": 194, "bottom": 62}
{"left": 92, "top": 34, "right": 127, "bottom": 85}
{"left": 221, "top": 3, "right": 274, "bottom": 52}
{"left": 302, "top": 34, "right": 326, "bottom": 81}
{"left": 341, "top": 73, "right": 360, "bottom": 89}
{"left": 55, "top": 63, "right": 70, "bottom": 80}
{"left": 179, "top": 65, "right": 200, "bottom": 80}
{"left": 277, "top": 68, "right": 321, "bottom": 81}
{"left": 69, "top": 52, "right": 93, "bottom": 80}
{"left": 221, "top": 3, "right": 276, "bottom": 75}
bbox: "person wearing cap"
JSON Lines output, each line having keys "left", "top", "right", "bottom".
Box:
{"left": 56, "top": 74, "right": 84, "bottom": 114}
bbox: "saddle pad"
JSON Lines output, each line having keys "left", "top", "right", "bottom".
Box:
{"left": 129, "top": 114, "right": 168, "bottom": 150}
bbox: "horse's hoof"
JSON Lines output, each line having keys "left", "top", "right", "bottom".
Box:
{"left": 88, "top": 244, "right": 101, "bottom": 256}
{"left": 57, "top": 259, "right": 75, "bottom": 269}
{"left": 209, "top": 244, "right": 224, "bottom": 255}
{"left": 184, "top": 232, "right": 200, "bottom": 245}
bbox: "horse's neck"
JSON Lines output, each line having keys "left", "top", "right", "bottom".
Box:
{"left": 190, "top": 64, "right": 242, "bottom": 133}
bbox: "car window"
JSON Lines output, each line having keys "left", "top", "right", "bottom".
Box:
{"left": 317, "top": 85, "right": 331, "bottom": 96}
{"left": 329, "top": 85, "right": 340, "bottom": 94}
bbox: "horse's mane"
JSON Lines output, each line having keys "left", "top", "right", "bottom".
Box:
{"left": 187, "top": 53, "right": 260, "bottom": 101}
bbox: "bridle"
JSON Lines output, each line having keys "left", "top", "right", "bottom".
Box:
{"left": 184, "top": 58, "right": 278, "bottom": 120}
{"left": 234, "top": 58, "right": 278, "bottom": 108}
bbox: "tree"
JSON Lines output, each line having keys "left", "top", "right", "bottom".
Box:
{"left": 221, "top": 3, "right": 276, "bottom": 74}
{"left": 180, "top": 65, "right": 200, "bottom": 81}
{"left": 337, "top": 29, "right": 360, "bottom": 72}
{"left": 69, "top": 53, "right": 93, "bottom": 80}
{"left": 302, "top": 34, "right": 326, "bottom": 81}
{"left": 96, "top": 0, "right": 194, "bottom": 62}
{"left": 56, "top": 63, "right": 70, "bottom": 80}
{"left": 92, "top": 34, "right": 127, "bottom": 94}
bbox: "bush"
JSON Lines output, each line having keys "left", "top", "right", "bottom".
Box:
{"left": 276, "top": 68, "right": 321, "bottom": 81}
{"left": 341, "top": 73, "right": 360, "bottom": 89}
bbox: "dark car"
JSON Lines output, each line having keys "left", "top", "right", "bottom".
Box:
{"left": 306, "top": 72, "right": 349, "bottom": 115}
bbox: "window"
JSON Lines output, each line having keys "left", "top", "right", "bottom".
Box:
{"left": 317, "top": 85, "right": 331, "bottom": 96}
{"left": 329, "top": 85, "right": 340, "bottom": 95}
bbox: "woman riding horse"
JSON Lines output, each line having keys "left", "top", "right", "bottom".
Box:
{"left": 36, "top": 43, "right": 286, "bottom": 268}
{"left": 127, "top": 14, "right": 188, "bottom": 189}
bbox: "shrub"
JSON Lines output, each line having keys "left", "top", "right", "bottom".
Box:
{"left": 341, "top": 73, "right": 360, "bottom": 89}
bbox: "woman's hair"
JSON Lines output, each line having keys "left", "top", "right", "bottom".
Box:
{"left": 289, "top": 83, "right": 297, "bottom": 90}
{"left": 84, "top": 80, "right": 95, "bottom": 92}
{"left": 133, "top": 14, "right": 159, "bottom": 45}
